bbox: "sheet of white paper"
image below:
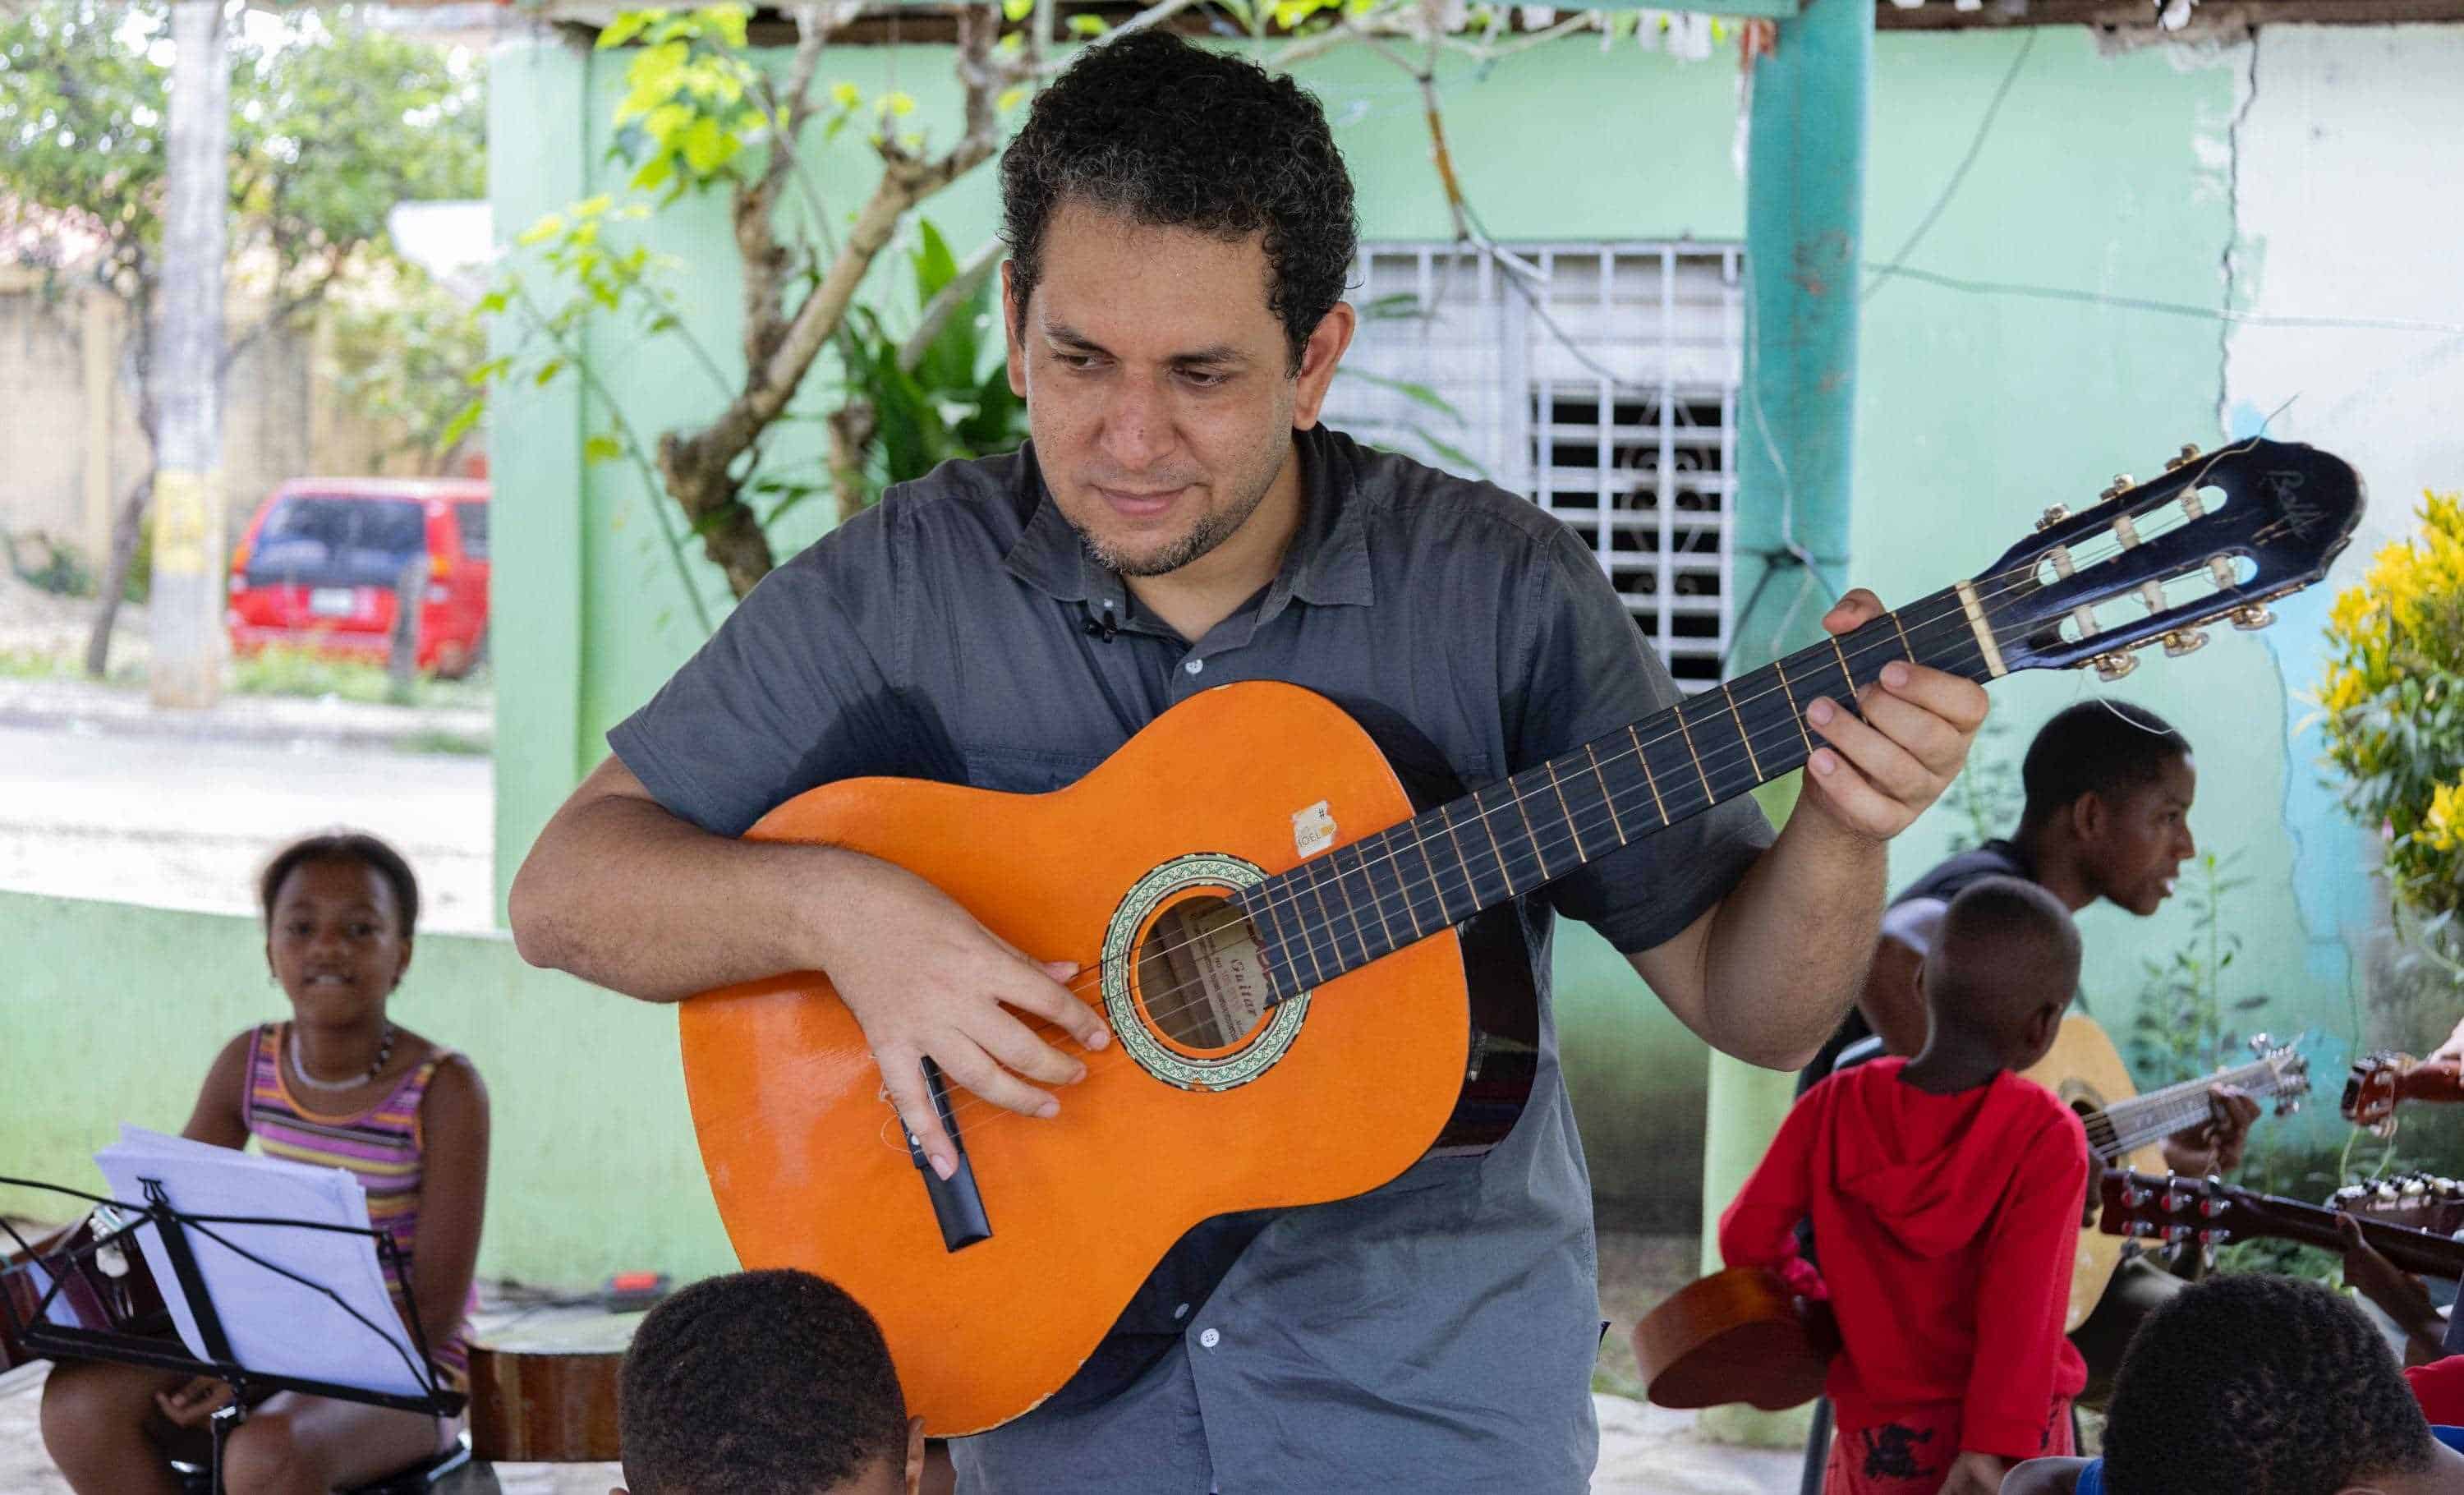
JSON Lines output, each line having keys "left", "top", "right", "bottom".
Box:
{"left": 92, "top": 1127, "right": 432, "bottom": 1400}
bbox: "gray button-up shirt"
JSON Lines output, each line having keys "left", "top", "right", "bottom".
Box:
{"left": 611, "top": 426, "right": 1773, "bottom": 1494}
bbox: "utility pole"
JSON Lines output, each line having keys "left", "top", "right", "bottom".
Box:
{"left": 149, "top": 0, "right": 230, "bottom": 709}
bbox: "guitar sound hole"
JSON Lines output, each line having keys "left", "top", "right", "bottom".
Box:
{"left": 1133, "top": 895, "right": 1272, "bottom": 1053}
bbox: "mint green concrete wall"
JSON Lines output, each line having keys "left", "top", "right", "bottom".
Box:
{"left": 0, "top": 890, "right": 735, "bottom": 1283}
{"left": 0, "top": 31, "right": 2372, "bottom": 1269}
{"left": 480, "top": 25, "right": 2370, "bottom": 1230}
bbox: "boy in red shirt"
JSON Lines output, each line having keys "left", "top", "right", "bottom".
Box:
{"left": 1721, "top": 876, "right": 2089, "bottom": 1495}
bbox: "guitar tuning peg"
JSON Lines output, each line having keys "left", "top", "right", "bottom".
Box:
{"left": 2231, "top": 603, "right": 2275, "bottom": 631}
{"left": 2101, "top": 474, "right": 2135, "bottom": 502}
{"left": 2162, "top": 629, "right": 2209, "bottom": 658}
{"left": 2037, "top": 504, "right": 2073, "bottom": 531}
{"left": 2164, "top": 444, "right": 2203, "bottom": 472}
{"left": 2093, "top": 651, "right": 2140, "bottom": 682}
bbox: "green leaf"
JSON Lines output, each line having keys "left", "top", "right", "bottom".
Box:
{"left": 596, "top": 11, "right": 653, "bottom": 48}
{"left": 1340, "top": 366, "right": 1464, "bottom": 425}
{"left": 1066, "top": 12, "right": 1108, "bottom": 34}
{"left": 535, "top": 358, "right": 568, "bottom": 387}
{"left": 913, "top": 218, "right": 959, "bottom": 298}
{"left": 1406, "top": 423, "right": 1485, "bottom": 478}
{"left": 583, "top": 433, "right": 625, "bottom": 463}
{"left": 477, "top": 289, "right": 510, "bottom": 315}
{"left": 438, "top": 398, "right": 485, "bottom": 448}
{"left": 1002, "top": 0, "right": 1036, "bottom": 18}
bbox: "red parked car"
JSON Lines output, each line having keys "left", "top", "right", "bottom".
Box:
{"left": 226, "top": 478, "right": 490, "bottom": 678}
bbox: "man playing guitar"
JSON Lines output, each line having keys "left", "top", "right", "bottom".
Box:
{"left": 509, "top": 30, "right": 1987, "bottom": 1495}
{"left": 1804, "top": 700, "right": 2259, "bottom": 1397}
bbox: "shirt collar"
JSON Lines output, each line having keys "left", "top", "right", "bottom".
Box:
{"left": 1000, "top": 429, "right": 1377, "bottom": 616}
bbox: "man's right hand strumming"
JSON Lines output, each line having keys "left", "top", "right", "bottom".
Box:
{"left": 812, "top": 854, "right": 1110, "bottom": 1180}
{"left": 510, "top": 755, "right": 1109, "bottom": 1181}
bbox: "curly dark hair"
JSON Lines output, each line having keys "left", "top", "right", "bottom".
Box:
{"left": 259, "top": 831, "right": 421, "bottom": 939}
{"left": 2101, "top": 1273, "right": 2436, "bottom": 1495}
{"left": 618, "top": 1270, "right": 908, "bottom": 1495}
{"left": 2020, "top": 699, "right": 2191, "bottom": 828}
{"left": 998, "top": 29, "right": 1358, "bottom": 374}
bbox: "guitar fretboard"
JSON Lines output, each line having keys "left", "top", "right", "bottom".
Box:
{"left": 1234, "top": 586, "right": 1996, "bottom": 996}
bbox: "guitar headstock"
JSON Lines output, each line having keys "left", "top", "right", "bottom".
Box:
{"left": 2097, "top": 1170, "right": 2250, "bottom": 1254}
{"left": 2345, "top": 1051, "right": 2411, "bottom": 1137}
{"left": 2251, "top": 1032, "right": 2311, "bottom": 1116}
{"left": 1973, "top": 439, "right": 2363, "bottom": 680}
{"left": 2328, "top": 1172, "right": 2464, "bottom": 1240}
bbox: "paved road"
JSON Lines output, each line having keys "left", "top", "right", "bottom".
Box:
{"left": 0, "top": 724, "right": 494, "bottom": 932}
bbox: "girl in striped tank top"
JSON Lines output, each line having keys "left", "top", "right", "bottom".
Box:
{"left": 40, "top": 832, "right": 491, "bottom": 1495}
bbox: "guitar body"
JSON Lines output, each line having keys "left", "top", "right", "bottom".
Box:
{"left": 680, "top": 681, "right": 1534, "bottom": 1435}
{"left": 1633, "top": 1267, "right": 1837, "bottom": 1412}
{"left": 2019, "top": 1016, "right": 2165, "bottom": 1333}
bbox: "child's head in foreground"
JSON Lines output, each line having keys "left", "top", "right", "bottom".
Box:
{"left": 1919, "top": 874, "right": 2080, "bottom": 1073}
{"left": 615, "top": 1268, "right": 923, "bottom": 1495}
{"left": 2099, "top": 1272, "right": 2462, "bottom": 1495}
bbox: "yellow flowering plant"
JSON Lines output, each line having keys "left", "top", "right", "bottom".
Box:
{"left": 2317, "top": 491, "right": 2464, "bottom": 954}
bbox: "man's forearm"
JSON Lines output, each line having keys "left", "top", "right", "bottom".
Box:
{"left": 1697, "top": 807, "right": 1887, "bottom": 1070}
{"left": 509, "top": 791, "right": 863, "bottom": 1002}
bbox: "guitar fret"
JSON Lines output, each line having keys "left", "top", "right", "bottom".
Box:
{"left": 1771, "top": 657, "right": 1816, "bottom": 757}
{"left": 1276, "top": 872, "right": 1328, "bottom": 990}
{"left": 1888, "top": 609, "right": 1914, "bottom": 660}
{"left": 1407, "top": 817, "right": 1451, "bottom": 931}
{"left": 1392, "top": 826, "right": 1428, "bottom": 940}
{"left": 1720, "top": 685, "right": 1763, "bottom": 781}
{"left": 1467, "top": 788, "right": 1519, "bottom": 899}
{"left": 1329, "top": 849, "right": 1375, "bottom": 965}
{"left": 1355, "top": 839, "right": 1400, "bottom": 954}
{"left": 1437, "top": 803, "right": 1487, "bottom": 907}
{"left": 1303, "top": 858, "right": 1345, "bottom": 976}
{"left": 1672, "top": 703, "right": 1715, "bottom": 803}
{"left": 1584, "top": 744, "right": 1627, "bottom": 845}
{"left": 1829, "top": 634, "right": 1859, "bottom": 703}
{"left": 1507, "top": 775, "right": 1552, "bottom": 880}
{"left": 1628, "top": 725, "right": 1667, "bottom": 826}
{"left": 1542, "top": 761, "right": 1587, "bottom": 862}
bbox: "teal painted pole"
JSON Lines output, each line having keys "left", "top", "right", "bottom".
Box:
{"left": 488, "top": 33, "right": 591, "bottom": 923}
{"left": 1698, "top": 0, "right": 1869, "bottom": 1451}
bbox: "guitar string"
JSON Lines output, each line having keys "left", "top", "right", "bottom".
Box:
{"left": 899, "top": 518, "right": 2266, "bottom": 1148}
{"left": 1062, "top": 454, "right": 2269, "bottom": 1021}
{"left": 890, "top": 446, "right": 2301, "bottom": 1140}
{"left": 1018, "top": 488, "right": 2241, "bottom": 1060}
{"left": 1040, "top": 488, "right": 2218, "bottom": 1040}
{"left": 904, "top": 484, "right": 2288, "bottom": 1143}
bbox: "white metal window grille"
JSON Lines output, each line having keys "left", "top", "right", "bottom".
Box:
{"left": 1322, "top": 242, "right": 1742, "bottom": 692}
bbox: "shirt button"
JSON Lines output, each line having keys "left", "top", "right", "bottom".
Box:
{"left": 1184, "top": 657, "right": 1204, "bottom": 676}
{"left": 1173, "top": 1302, "right": 1190, "bottom": 1320}
{"left": 1198, "top": 1327, "right": 1221, "bottom": 1349}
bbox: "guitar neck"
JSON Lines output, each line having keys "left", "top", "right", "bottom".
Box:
{"left": 2089, "top": 1058, "right": 2286, "bottom": 1160}
{"left": 2209, "top": 1189, "right": 2464, "bottom": 1281}
{"left": 1240, "top": 586, "right": 1999, "bottom": 992}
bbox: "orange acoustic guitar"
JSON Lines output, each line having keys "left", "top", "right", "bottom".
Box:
{"left": 679, "top": 438, "right": 2363, "bottom": 1434}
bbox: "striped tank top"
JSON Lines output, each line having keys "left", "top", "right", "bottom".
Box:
{"left": 241, "top": 1022, "right": 473, "bottom": 1391}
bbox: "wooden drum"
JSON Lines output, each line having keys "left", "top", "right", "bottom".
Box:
{"left": 467, "top": 1311, "right": 637, "bottom": 1462}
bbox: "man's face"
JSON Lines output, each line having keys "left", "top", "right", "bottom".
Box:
{"left": 2085, "top": 752, "right": 2198, "bottom": 916}
{"left": 1004, "top": 201, "right": 1345, "bottom": 577}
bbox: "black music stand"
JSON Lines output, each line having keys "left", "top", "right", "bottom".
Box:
{"left": 1, "top": 1175, "right": 467, "bottom": 1495}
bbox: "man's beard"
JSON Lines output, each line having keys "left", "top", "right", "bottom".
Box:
{"left": 1074, "top": 482, "right": 1270, "bottom": 578}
